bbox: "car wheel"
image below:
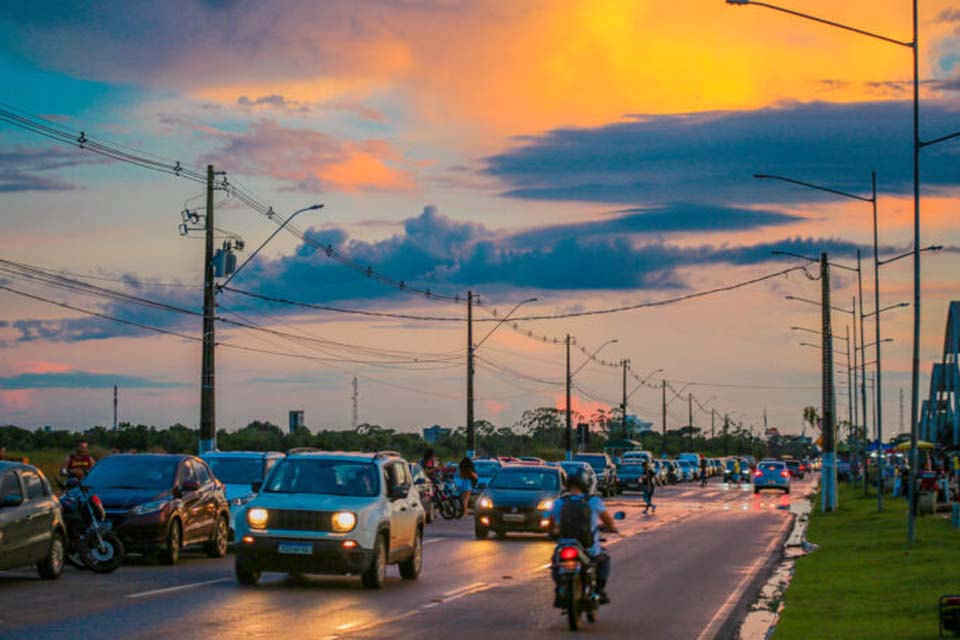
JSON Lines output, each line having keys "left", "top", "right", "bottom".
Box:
{"left": 361, "top": 534, "right": 387, "bottom": 589}
{"left": 785, "top": 487, "right": 791, "bottom": 494}
{"left": 37, "top": 533, "right": 65, "bottom": 580}
{"left": 399, "top": 529, "right": 422, "bottom": 580}
{"left": 235, "top": 559, "right": 260, "bottom": 586}
{"left": 754, "top": 487, "right": 760, "bottom": 494}
{"left": 495, "top": 528, "right": 507, "bottom": 539}
{"left": 205, "top": 515, "right": 229, "bottom": 558}
{"left": 474, "top": 524, "right": 489, "bottom": 539}
{"left": 160, "top": 519, "right": 182, "bottom": 566}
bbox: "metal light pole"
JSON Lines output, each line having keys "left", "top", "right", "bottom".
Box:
{"left": 566, "top": 337, "right": 618, "bottom": 460}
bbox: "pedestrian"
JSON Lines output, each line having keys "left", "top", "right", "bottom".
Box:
{"left": 61, "top": 440, "right": 96, "bottom": 479}
{"left": 0, "top": 445, "right": 6, "bottom": 461}
{"left": 733, "top": 458, "right": 742, "bottom": 489}
{"left": 641, "top": 460, "right": 657, "bottom": 514}
{"left": 457, "top": 456, "right": 477, "bottom": 517}
{"left": 699, "top": 457, "right": 708, "bottom": 488}
{"left": 893, "top": 465, "right": 902, "bottom": 497}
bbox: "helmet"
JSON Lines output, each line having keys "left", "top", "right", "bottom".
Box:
{"left": 566, "top": 467, "right": 591, "bottom": 493}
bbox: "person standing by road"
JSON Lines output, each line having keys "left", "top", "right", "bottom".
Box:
{"left": 61, "top": 440, "right": 96, "bottom": 479}
{"left": 457, "top": 456, "right": 477, "bottom": 517}
{"left": 733, "top": 458, "right": 742, "bottom": 489}
{"left": 699, "top": 457, "right": 708, "bottom": 488}
{"left": 641, "top": 460, "right": 657, "bottom": 515}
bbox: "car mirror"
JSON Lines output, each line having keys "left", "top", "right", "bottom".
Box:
{"left": 1, "top": 494, "right": 23, "bottom": 508}
{"left": 180, "top": 481, "right": 200, "bottom": 493}
{"left": 251, "top": 481, "right": 262, "bottom": 493}
{"left": 613, "top": 511, "right": 626, "bottom": 520}
{"left": 388, "top": 483, "right": 408, "bottom": 500}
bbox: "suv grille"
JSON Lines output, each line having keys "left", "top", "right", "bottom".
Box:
{"left": 266, "top": 509, "right": 334, "bottom": 532}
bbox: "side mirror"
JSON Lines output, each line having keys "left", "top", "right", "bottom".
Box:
{"left": 251, "top": 481, "right": 262, "bottom": 493}
{"left": 1, "top": 494, "right": 23, "bottom": 508}
{"left": 613, "top": 511, "right": 626, "bottom": 520}
{"left": 180, "top": 481, "right": 200, "bottom": 493}
{"left": 388, "top": 484, "right": 408, "bottom": 500}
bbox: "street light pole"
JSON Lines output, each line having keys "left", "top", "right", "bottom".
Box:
{"left": 820, "top": 252, "right": 838, "bottom": 512}
{"left": 661, "top": 379, "right": 668, "bottom": 458}
{"left": 566, "top": 334, "right": 572, "bottom": 461}
{"left": 871, "top": 171, "right": 885, "bottom": 510}
{"left": 621, "top": 359, "right": 629, "bottom": 439}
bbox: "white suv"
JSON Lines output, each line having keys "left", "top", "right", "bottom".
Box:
{"left": 234, "top": 451, "right": 424, "bottom": 588}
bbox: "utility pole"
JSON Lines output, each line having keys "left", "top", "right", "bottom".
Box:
{"left": 621, "top": 359, "right": 629, "bottom": 439}
{"left": 711, "top": 408, "right": 716, "bottom": 440}
{"left": 565, "top": 334, "right": 573, "bottom": 460}
{"left": 688, "top": 393, "right": 693, "bottom": 450}
{"left": 661, "top": 379, "right": 667, "bottom": 458}
{"left": 113, "top": 385, "right": 118, "bottom": 431}
{"left": 857, "top": 251, "right": 869, "bottom": 496}
{"left": 723, "top": 414, "right": 729, "bottom": 456}
{"left": 351, "top": 376, "right": 358, "bottom": 429}
{"left": 899, "top": 388, "right": 905, "bottom": 434}
{"left": 845, "top": 324, "right": 854, "bottom": 462}
{"left": 199, "top": 164, "right": 217, "bottom": 454}
{"left": 466, "top": 290, "right": 475, "bottom": 457}
{"left": 820, "top": 252, "right": 838, "bottom": 512}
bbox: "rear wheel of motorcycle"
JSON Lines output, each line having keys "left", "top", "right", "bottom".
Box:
{"left": 566, "top": 574, "right": 582, "bottom": 631}
{"left": 440, "top": 500, "right": 457, "bottom": 520}
{"left": 82, "top": 531, "right": 124, "bottom": 574}
{"left": 37, "top": 533, "right": 65, "bottom": 580}
{"left": 205, "top": 515, "right": 229, "bottom": 558}
{"left": 160, "top": 519, "right": 182, "bottom": 566}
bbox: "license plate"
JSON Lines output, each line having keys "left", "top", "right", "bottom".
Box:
{"left": 503, "top": 514, "right": 526, "bottom": 523}
{"left": 278, "top": 542, "right": 313, "bottom": 555}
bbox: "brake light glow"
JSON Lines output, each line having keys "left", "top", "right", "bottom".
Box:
{"left": 559, "top": 547, "right": 578, "bottom": 561}
{"left": 782, "top": 471, "right": 790, "bottom": 478}
{"left": 91, "top": 495, "right": 103, "bottom": 508}
{"left": 342, "top": 540, "right": 358, "bottom": 549}
{"left": 754, "top": 471, "right": 762, "bottom": 477}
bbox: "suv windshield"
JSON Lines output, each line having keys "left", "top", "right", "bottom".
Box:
{"left": 264, "top": 459, "right": 379, "bottom": 497}
{"left": 85, "top": 456, "right": 179, "bottom": 491}
{"left": 573, "top": 455, "right": 606, "bottom": 471}
{"left": 490, "top": 469, "right": 559, "bottom": 491}
{"left": 206, "top": 457, "right": 264, "bottom": 484}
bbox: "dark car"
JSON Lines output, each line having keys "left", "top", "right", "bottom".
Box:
{"left": 616, "top": 462, "right": 647, "bottom": 492}
{"left": 85, "top": 454, "right": 230, "bottom": 565}
{"left": 572, "top": 453, "right": 618, "bottom": 497}
{"left": 474, "top": 465, "right": 565, "bottom": 539}
{"left": 0, "top": 461, "right": 65, "bottom": 579}
{"left": 784, "top": 459, "right": 805, "bottom": 480}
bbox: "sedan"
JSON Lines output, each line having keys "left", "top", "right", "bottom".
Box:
{"left": 754, "top": 460, "right": 791, "bottom": 494}
{"left": 616, "top": 462, "right": 648, "bottom": 492}
{"left": 784, "top": 459, "right": 805, "bottom": 480}
{"left": 85, "top": 454, "right": 230, "bottom": 564}
{"left": 474, "top": 465, "right": 564, "bottom": 539}
{"left": 0, "top": 461, "right": 65, "bottom": 579}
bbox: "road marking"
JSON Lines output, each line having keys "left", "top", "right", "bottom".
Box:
{"left": 442, "top": 581, "right": 486, "bottom": 597}
{"left": 443, "top": 583, "right": 496, "bottom": 603}
{"left": 424, "top": 537, "right": 446, "bottom": 545}
{"left": 125, "top": 577, "right": 230, "bottom": 599}
{"left": 694, "top": 515, "right": 794, "bottom": 640}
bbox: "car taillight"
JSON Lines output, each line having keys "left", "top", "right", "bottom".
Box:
{"left": 754, "top": 471, "right": 762, "bottom": 477}
{"left": 782, "top": 471, "right": 790, "bottom": 478}
{"left": 559, "top": 547, "right": 578, "bottom": 561}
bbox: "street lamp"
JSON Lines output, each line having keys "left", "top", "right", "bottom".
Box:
{"left": 566, "top": 338, "right": 618, "bottom": 459}
{"left": 728, "top": 0, "right": 960, "bottom": 544}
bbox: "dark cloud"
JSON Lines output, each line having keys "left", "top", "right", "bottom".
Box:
{"left": 0, "top": 371, "right": 184, "bottom": 389}
{"left": 484, "top": 101, "right": 960, "bottom": 205}
{"left": 0, "top": 146, "right": 104, "bottom": 192}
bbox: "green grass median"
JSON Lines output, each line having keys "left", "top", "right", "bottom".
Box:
{"left": 775, "top": 483, "right": 960, "bottom": 639}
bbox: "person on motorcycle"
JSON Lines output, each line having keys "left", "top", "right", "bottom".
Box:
{"left": 421, "top": 449, "right": 440, "bottom": 482}
{"left": 62, "top": 441, "right": 96, "bottom": 479}
{"left": 549, "top": 467, "right": 621, "bottom": 604}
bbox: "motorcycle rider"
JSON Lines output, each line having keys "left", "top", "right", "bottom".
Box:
{"left": 62, "top": 440, "right": 96, "bottom": 479}
{"left": 549, "top": 467, "right": 621, "bottom": 604}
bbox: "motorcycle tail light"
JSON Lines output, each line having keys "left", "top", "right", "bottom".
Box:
{"left": 559, "top": 547, "right": 578, "bottom": 561}
{"left": 91, "top": 495, "right": 103, "bottom": 508}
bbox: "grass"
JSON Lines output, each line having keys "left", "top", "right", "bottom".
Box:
{"left": 775, "top": 483, "right": 960, "bottom": 639}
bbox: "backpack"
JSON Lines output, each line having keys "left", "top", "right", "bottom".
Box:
{"left": 558, "top": 496, "right": 594, "bottom": 550}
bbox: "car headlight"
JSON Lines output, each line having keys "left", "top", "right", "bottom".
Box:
{"left": 478, "top": 496, "right": 493, "bottom": 509}
{"left": 231, "top": 494, "right": 255, "bottom": 507}
{"left": 247, "top": 507, "right": 269, "bottom": 529}
{"left": 130, "top": 499, "right": 168, "bottom": 515}
{"left": 331, "top": 511, "right": 357, "bottom": 533}
{"left": 537, "top": 499, "right": 554, "bottom": 512}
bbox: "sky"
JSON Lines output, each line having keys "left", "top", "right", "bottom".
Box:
{"left": 1, "top": 0, "right": 959, "bottom": 438}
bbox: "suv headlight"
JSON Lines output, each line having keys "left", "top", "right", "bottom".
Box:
{"left": 130, "top": 499, "right": 168, "bottom": 515}
{"left": 331, "top": 511, "right": 357, "bottom": 532}
{"left": 536, "top": 499, "right": 554, "bottom": 512}
{"left": 478, "top": 496, "right": 493, "bottom": 509}
{"left": 247, "top": 507, "right": 269, "bottom": 529}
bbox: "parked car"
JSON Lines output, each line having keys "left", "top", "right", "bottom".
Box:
{"left": 474, "top": 464, "right": 565, "bottom": 539}
{"left": 409, "top": 462, "right": 437, "bottom": 523}
{"left": 621, "top": 450, "right": 653, "bottom": 465}
{"left": 201, "top": 451, "right": 283, "bottom": 538}
{"left": 660, "top": 459, "right": 680, "bottom": 484}
{"left": 677, "top": 452, "right": 702, "bottom": 470}
{"left": 783, "top": 459, "right": 805, "bottom": 480}
{"left": 754, "top": 460, "right": 791, "bottom": 494}
{"left": 551, "top": 461, "right": 598, "bottom": 495}
{"left": 234, "top": 450, "right": 424, "bottom": 588}
{"left": 676, "top": 460, "right": 696, "bottom": 482}
{"left": 573, "top": 453, "right": 618, "bottom": 496}
{"left": 0, "top": 461, "right": 65, "bottom": 579}
{"left": 616, "top": 462, "right": 648, "bottom": 492}
{"left": 85, "top": 454, "right": 230, "bottom": 565}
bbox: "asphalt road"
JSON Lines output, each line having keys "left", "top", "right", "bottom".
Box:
{"left": 0, "top": 475, "right": 812, "bottom": 639}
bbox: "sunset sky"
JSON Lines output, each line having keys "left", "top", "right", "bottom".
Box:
{"left": 1, "top": 1, "right": 959, "bottom": 437}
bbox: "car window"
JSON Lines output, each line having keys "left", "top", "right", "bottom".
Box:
{"left": 760, "top": 463, "right": 784, "bottom": 472}
{"left": 384, "top": 462, "right": 408, "bottom": 489}
{"left": 265, "top": 459, "right": 380, "bottom": 497}
{"left": 490, "top": 469, "right": 559, "bottom": 491}
{"left": 85, "top": 456, "right": 180, "bottom": 491}
{"left": 193, "top": 460, "right": 213, "bottom": 486}
{"left": 177, "top": 460, "right": 198, "bottom": 486}
{"left": 205, "top": 457, "right": 264, "bottom": 484}
{"left": 0, "top": 471, "right": 21, "bottom": 500}
{"left": 21, "top": 470, "right": 46, "bottom": 500}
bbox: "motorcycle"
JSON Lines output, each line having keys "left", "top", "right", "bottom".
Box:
{"left": 551, "top": 511, "right": 625, "bottom": 630}
{"left": 432, "top": 478, "right": 463, "bottom": 520}
{"left": 59, "top": 476, "right": 125, "bottom": 573}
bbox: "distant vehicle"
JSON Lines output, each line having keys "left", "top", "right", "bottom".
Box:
{"left": 660, "top": 459, "right": 681, "bottom": 484}
{"left": 724, "top": 458, "right": 751, "bottom": 483}
{"left": 754, "top": 460, "right": 790, "bottom": 494}
{"left": 836, "top": 459, "right": 852, "bottom": 481}
{"left": 0, "top": 461, "right": 65, "bottom": 579}
{"left": 86, "top": 454, "right": 230, "bottom": 565}
{"left": 783, "top": 459, "right": 805, "bottom": 480}
{"left": 201, "top": 451, "right": 284, "bottom": 538}
{"left": 616, "top": 462, "right": 648, "bottom": 492}
{"left": 675, "top": 460, "right": 696, "bottom": 482}
{"left": 677, "top": 453, "right": 702, "bottom": 468}
{"left": 621, "top": 451, "right": 653, "bottom": 465}
{"left": 518, "top": 457, "right": 546, "bottom": 465}
{"left": 474, "top": 465, "right": 565, "bottom": 539}
{"left": 234, "top": 450, "right": 425, "bottom": 588}
{"left": 551, "top": 461, "right": 599, "bottom": 495}
{"left": 572, "top": 453, "right": 618, "bottom": 496}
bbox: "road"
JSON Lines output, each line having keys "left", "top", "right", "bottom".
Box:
{"left": 0, "top": 475, "right": 812, "bottom": 639}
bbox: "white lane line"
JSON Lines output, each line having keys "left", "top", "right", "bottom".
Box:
{"left": 443, "top": 583, "right": 496, "bottom": 603}
{"left": 536, "top": 562, "right": 552, "bottom": 571}
{"left": 125, "top": 577, "right": 230, "bottom": 599}
{"left": 424, "top": 537, "right": 447, "bottom": 545}
{"left": 442, "top": 581, "right": 487, "bottom": 597}
{"left": 694, "top": 516, "right": 793, "bottom": 640}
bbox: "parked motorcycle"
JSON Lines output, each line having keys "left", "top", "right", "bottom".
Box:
{"left": 59, "top": 476, "right": 125, "bottom": 573}
{"left": 432, "top": 478, "right": 463, "bottom": 520}
{"left": 551, "top": 512, "right": 625, "bottom": 630}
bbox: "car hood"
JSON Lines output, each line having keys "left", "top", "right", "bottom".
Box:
{"left": 484, "top": 488, "right": 557, "bottom": 508}
{"left": 249, "top": 493, "right": 377, "bottom": 512}
{"left": 94, "top": 488, "right": 169, "bottom": 510}
{"left": 619, "top": 471, "right": 643, "bottom": 480}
